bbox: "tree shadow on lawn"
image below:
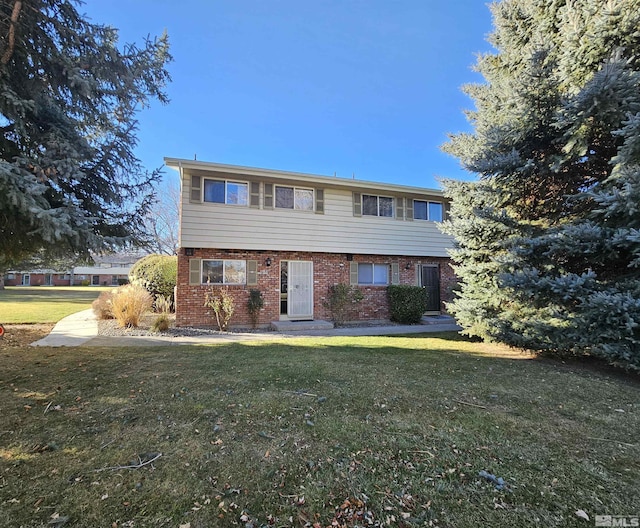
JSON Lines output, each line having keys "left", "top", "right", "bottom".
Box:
{"left": 2, "top": 338, "right": 638, "bottom": 528}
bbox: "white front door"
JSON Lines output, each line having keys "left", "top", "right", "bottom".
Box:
{"left": 22, "top": 274, "right": 30, "bottom": 286}
{"left": 288, "top": 261, "right": 313, "bottom": 320}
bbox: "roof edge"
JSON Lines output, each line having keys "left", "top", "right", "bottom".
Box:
{"left": 164, "top": 157, "right": 445, "bottom": 197}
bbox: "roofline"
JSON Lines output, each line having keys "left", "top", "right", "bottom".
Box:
{"left": 164, "top": 158, "right": 445, "bottom": 197}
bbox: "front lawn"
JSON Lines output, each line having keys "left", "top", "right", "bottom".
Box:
{"left": 0, "top": 286, "right": 110, "bottom": 323}
{"left": 0, "top": 335, "right": 637, "bottom": 527}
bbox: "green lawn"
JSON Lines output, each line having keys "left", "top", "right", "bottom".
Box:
{"left": 0, "top": 286, "right": 110, "bottom": 323}
{"left": 0, "top": 334, "right": 637, "bottom": 527}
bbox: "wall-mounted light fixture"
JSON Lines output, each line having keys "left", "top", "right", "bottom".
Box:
{"left": 265, "top": 257, "right": 272, "bottom": 267}
{"left": 346, "top": 254, "right": 353, "bottom": 261}
{"left": 405, "top": 262, "right": 412, "bottom": 270}
{"left": 185, "top": 248, "right": 195, "bottom": 257}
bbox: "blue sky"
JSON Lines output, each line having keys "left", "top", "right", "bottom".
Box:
{"left": 82, "top": 1, "right": 495, "bottom": 189}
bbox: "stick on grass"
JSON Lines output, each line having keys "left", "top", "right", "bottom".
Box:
{"left": 95, "top": 453, "right": 162, "bottom": 472}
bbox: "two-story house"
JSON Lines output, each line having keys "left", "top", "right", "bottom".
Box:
{"left": 166, "top": 158, "right": 456, "bottom": 328}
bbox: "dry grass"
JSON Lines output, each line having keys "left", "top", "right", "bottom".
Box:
{"left": 0, "top": 334, "right": 638, "bottom": 527}
{"left": 110, "top": 285, "right": 153, "bottom": 328}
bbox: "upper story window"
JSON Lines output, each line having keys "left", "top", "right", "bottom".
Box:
{"left": 202, "top": 259, "right": 246, "bottom": 285}
{"left": 275, "top": 186, "right": 314, "bottom": 211}
{"left": 362, "top": 194, "right": 393, "bottom": 217}
{"left": 414, "top": 200, "right": 443, "bottom": 222}
{"left": 204, "top": 179, "right": 248, "bottom": 206}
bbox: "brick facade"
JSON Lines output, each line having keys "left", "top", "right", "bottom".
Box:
{"left": 4, "top": 273, "right": 71, "bottom": 286}
{"left": 176, "top": 248, "right": 456, "bottom": 328}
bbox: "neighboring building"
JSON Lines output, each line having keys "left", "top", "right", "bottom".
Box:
{"left": 3, "top": 270, "right": 72, "bottom": 287}
{"left": 4, "top": 254, "right": 141, "bottom": 286}
{"left": 167, "top": 158, "right": 456, "bottom": 328}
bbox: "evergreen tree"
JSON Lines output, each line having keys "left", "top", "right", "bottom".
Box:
{"left": 441, "top": 0, "right": 640, "bottom": 369}
{"left": 0, "top": 0, "right": 171, "bottom": 275}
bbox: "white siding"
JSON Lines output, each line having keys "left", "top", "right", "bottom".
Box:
{"left": 180, "top": 183, "right": 453, "bottom": 258}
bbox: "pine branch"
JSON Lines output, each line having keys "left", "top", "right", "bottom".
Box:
{"left": 1, "top": 0, "right": 23, "bottom": 65}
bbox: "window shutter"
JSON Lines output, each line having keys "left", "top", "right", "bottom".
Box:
{"left": 396, "top": 197, "right": 404, "bottom": 220}
{"left": 189, "top": 259, "right": 201, "bottom": 285}
{"left": 264, "top": 183, "right": 274, "bottom": 208}
{"left": 350, "top": 262, "right": 359, "bottom": 285}
{"left": 250, "top": 182, "right": 260, "bottom": 208}
{"left": 415, "top": 264, "right": 421, "bottom": 285}
{"left": 353, "top": 192, "right": 362, "bottom": 216}
{"left": 406, "top": 199, "right": 414, "bottom": 221}
{"left": 315, "top": 189, "right": 324, "bottom": 214}
{"left": 190, "top": 175, "right": 202, "bottom": 203}
{"left": 247, "top": 260, "right": 258, "bottom": 285}
{"left": 444, "top": 201, "right": 451, "bottom": 221}
{"left": 391, "top": 263, "right": 400, "bottom": 285}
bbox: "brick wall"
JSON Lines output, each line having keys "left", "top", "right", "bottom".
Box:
{"left": 3, "top": 274, "right": 71, "bottom": 286}
{"left": 176, "top": 248, "right": 456, "bottom": 328}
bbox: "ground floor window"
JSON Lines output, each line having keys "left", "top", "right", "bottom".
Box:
{"left": 357, "top": 263, "right": 389, "bottom": 285}
{"left": 202, "top": 259, "right": 246, "bottom": 285}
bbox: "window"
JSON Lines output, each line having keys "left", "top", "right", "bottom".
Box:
{"left": 357, "top": 263, "right": 389, "bottom": 285}
{"left": 362, "top": 195, "right": 393, "bottom": 217}
{"left": 413, "top": 200, "right": 443, "bottom": 222}
{"left": 202, "top": 259, "right": 246, "bottom": 284}
{"left": 275, "top": 186, "right": 314, "bottom": 210}
{"left": 203, "top": 179, "right": 248, "bottom": 206}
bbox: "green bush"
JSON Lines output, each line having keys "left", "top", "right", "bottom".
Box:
{"left": 129, "top": 254, "right": 177, "bottom": 302}
{"left": 387, "top": 285, "right": 429, "bottom": 324}
{"left": 323, "top": 283, "right": 364, "bottom": 326}
{"left": 247, "top": 289, "right": 264, "bottom": 328}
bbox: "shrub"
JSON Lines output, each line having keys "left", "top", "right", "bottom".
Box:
{"left": 110, "top": 284, "right": 153, "bottom": 328}
{"left": 154, "top": 294, "right": 173, "bottom": 314}
{"left": 92, "top": 290, "right": 114, "bottom": 320}
{"left": 204, "top": 287, "right": 235, "bottom": 331}
{"left": 387, "top": 285, "right": 429, "bottom": 324}
{"left": 247, "top": 289, "right": 264, "bottom": 329}
{"left": 323, "top": 283, "right": 364, "bottom": 326}
{"left": 129, "top": 254, "right": 177, "bottom": 302}
{"left": 151, "top": 313, "right": 170, "bottom": 333}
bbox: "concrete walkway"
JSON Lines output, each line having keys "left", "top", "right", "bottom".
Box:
{"left": 32, "top": 310, "right": 461, "bottom": 347}
{"left": 31, "top": 309, "right": 98, "bottom": 347}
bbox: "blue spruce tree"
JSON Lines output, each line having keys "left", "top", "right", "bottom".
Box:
{"left": 441, "top": 0, "right": 640, "bottom": 369}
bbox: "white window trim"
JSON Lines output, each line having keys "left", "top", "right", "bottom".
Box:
{"left": 274, "top": 185, "right": 315, "bottom": 211}
{"left": 413, "top": 199, "right": 444, "bottom": 222}
{"left": 203, "top": 178, "right": 250, "bottom": 206}
{"left": 201, "top": 259, "right": 247, "bottom": 285}
{"left": 362, "top": 194, "right": 394, "bottom": 218}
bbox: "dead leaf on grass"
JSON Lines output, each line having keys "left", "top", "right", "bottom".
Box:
{"left": 575, "top": 509, "right": 590, "bottom": 521}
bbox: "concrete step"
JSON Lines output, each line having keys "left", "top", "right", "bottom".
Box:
{"left": 421, "top": 315, "right": 457, "bottom": 325}
{"left": 271, "top": 319, "right": 335, "bottom": 332}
